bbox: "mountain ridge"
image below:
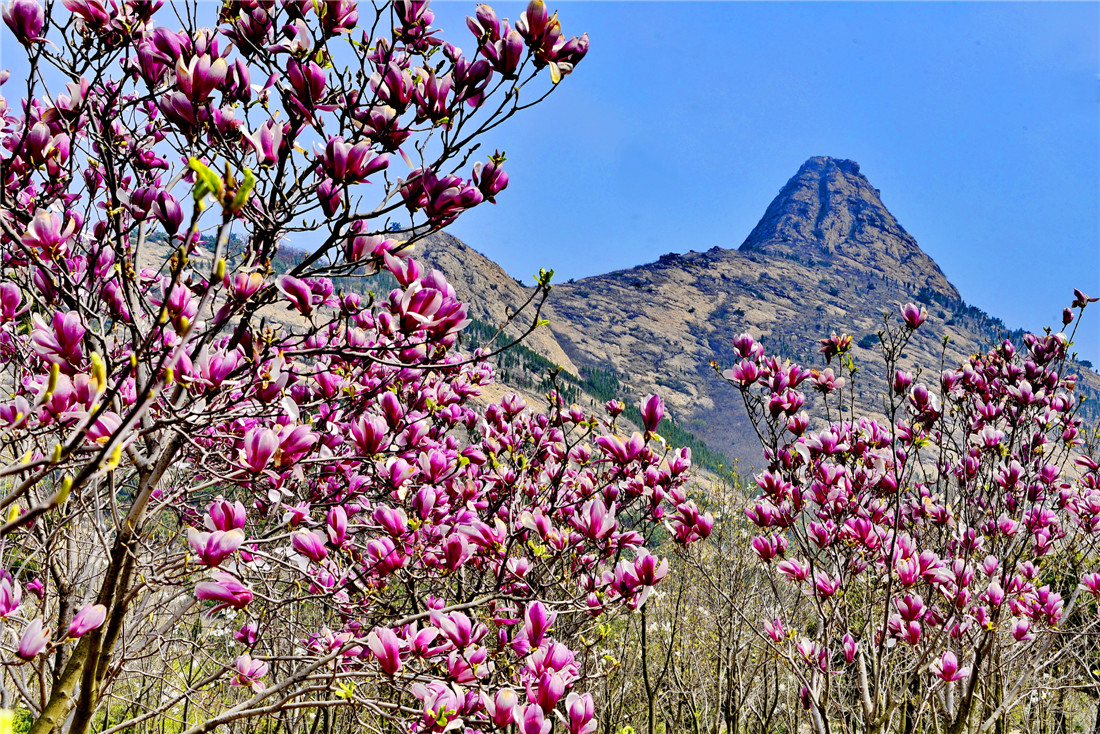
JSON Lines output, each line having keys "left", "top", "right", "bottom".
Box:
{"left": 414, "top": 157, "right": 1100, "bottom": 468}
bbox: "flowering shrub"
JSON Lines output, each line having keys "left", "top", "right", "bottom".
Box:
{"left": 0, "top": 0, "right": 709, "bottom": 731}
{"left": 724, "top": 293, "right": 1100, "bottom": 733}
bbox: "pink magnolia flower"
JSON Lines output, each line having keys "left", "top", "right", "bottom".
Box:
{"left": 752, "top": 534, "right": 786, "bottom": 562}
{"left": 232, "top": 653, "right": 269, "bottom": 692}
{"left": 441, "top": 533, "right": 470, "bottom": 572}
{"left": 344, "top": 233, "right": 396, "bottom": 264}
{"left": 286, "top": 58, "right": 327, "bottom": 113}
{"left": 195, "top": 573, "right": 253, "bottom": 612}
{"left": 366, "top": 626, "right": 403, "bottom": 675}
{"left": 187, "top": 528, "right": 245, "bottom": 567}
{"left": 241, "top": 427, "right": 279, "bottom": 473}
{"left": 2, "top": 0, "right": 44, "bottom": 44}
{"left": 1079, "top": 571, "right": 1100, "bottom": 597}
{"left": 472, "top": 154, "right": 508, "bottom": 201}
{"left": 563, "top": 692, "right": 597, "bottom": 734}
{"left": 893, "top": 370, "right": 914, "bottom": 394}
{"left": 321, "top": 136, "right": 387, "bottom": 183}
{"left": 842, "top": 633, "right": 858, "bottom": 664}
{"left": 524, "top": 602, "right": 555, "bottom": 648}
{"left": 467, "top": 3, "right": 500, "bottom": 41}
{"left": 534, "top": 670, "right": 565, "bottom": 713}
{"left": 153, "top": 191, "right": 184, "bottom": 235}
{"left": 1072, "top": 288, "right": 1100, "bottom": 308}
{"left": 518, "top": 704, "right": 551, "bottom": 734}
{"left": 175, "top": 54, "right": 228, "bottom": 103}
{"left": 235, "top": 622, "right": 258, "bottom": 646}
{"left": 282, "top": 502, "right": 311, "bottom": 527}
{"left": 207, "top": 499, "right": 247, "bottom": 532}
{"left": 30, "top": 311, "right": 86, "bottom": 368}
{"left": 479, "top": 24, "right": 523, "bottom": 78}
{"left": 292, "top": 530, "right": 327, "bottom": 563}
{"left": 68, "top": 604, "right": 107, "bottom": 638}
{"left": 578, "top": 498, "right": 616, "bottom": 540}
{"left": 640, "top": 393, "right": 663, "bottom": 434}
{"left": 276, "top": 424, "right": 317, "bottom": 467}
{"left": 0, "top": 282, "right": 26, "bottom": 323}
{"left": 319, "top": 0, "right": 357, "bottom": 35}
{"left": 813, "top": 571, "right": 840, "bottom": 599}
{"left": 316, "top": 178, "right": 342, "bottom": 217}
{"left": 372, "top": 504, "right": 408, "bottom": 537}
{"left": 0, "top": 576, "right": 21, "bottom": 617}
{"left": 484, "top": 688, "right": 519, "bottom": 727}
{"left": 900, "top": 302, "right": 928, "bottom": 329}
{"left": 225, "top": 271, "right": 265, "bottom": 301}
{"left": 1012, "top": 619, "right": 1035, "bottom": 642}
{"left": 777, "top": 559, "right": 809, "bottom": 582}
{"left": 22, "top": 211, "right": 76, "bottom": 259}
{"left": 276, "top": 275, "right": 314, "bottom": 316}
{"left": 932, "top": 651, "right": 970, "bottom": 682}
{"left": 60, "top": 0, "right": 108, "bottom": 30}
{"left": 17, "top": 618, "right": 50, "bottom": 659}
{"left": 634, "top": 551, "right": 668, "bottom": 586}
{"left": 326, "top": 506, "right": 348, "bottom": 547}
{"left": 242, "top": 119, "right": 284, "bottom": 165}
{"left": 400, "top": 167, "right": 484, "bottom": 228}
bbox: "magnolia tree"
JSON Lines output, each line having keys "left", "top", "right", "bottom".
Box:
{"left": 0, "top": 0, "right": 710, "bottom": 731}
{"left": 722, "top": 295, "right": 1100, "bottom": 734}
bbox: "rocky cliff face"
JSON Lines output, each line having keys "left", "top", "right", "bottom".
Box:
{"left": 416, "top": 157, "right": 1100, "bottom": 469}
{"left": 740, "top": 157, "right": 960, "bottom": 301}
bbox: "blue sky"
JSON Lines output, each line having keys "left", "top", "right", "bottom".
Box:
{"left": 427, "top": 1, "right": 1100, "bottom": 364}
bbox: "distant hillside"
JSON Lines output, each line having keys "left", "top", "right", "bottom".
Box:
{"left": 151, "top": 157, "right": 1100, "bottom": 472}
{"left": 413, "top": 157, "right": 1100, "bottom": 468}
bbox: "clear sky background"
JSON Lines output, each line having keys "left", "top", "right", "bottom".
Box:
{"left": 428, "top": 1, "right": 1100, "bottom": 364}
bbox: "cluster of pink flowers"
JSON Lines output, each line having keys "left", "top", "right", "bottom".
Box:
{"left": 726, "top": 298, "right": 1100, "bottom": 729}
{"left": 0, "top": 0, "right": 680, "bottom": 730}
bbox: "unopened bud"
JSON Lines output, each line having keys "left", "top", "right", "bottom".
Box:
{"left": 54, "top": 475, "right": 72, "bottom": 506}
{"left": 91, "top": 352, "right": 106, "bottom": 391}
{"left": 46, "top": 363, "right": 59, "bottom": 396}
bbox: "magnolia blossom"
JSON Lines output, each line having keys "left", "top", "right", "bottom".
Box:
{"left": 0, "top": 577, "right": 20, "bottom": 618}
{"left": 195, "top": 573, "right": 252, "bottom": 612}
{"left": 187, "top": 528, "right": 245, "bottom": 567}
{"left": 17, "top": 619, "right": 49, "bottom": 659}
{"left": 0, "top": 2, "right": 674, "bottom": 730}
{"left": 932, "top": 651, "right": 970, "bottom": 683}
{"left": 232, "top": 653, "right": 268, "bottom": 692}
{"left": 68, "top": 604, "right": 107, "bottom": 638}
{"left": 2, "top": 0, "right": 43, "bottom": 44}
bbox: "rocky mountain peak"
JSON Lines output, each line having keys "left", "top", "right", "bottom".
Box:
{"left": 412, "top": 156, "right": 1100, "bottom": 471}
{"left": 739, "top": 156, "right": 960, "bottom": 302}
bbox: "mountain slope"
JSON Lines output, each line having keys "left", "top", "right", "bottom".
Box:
{"left": 417, "top": 157, "right": 1100, "bottom": 469}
